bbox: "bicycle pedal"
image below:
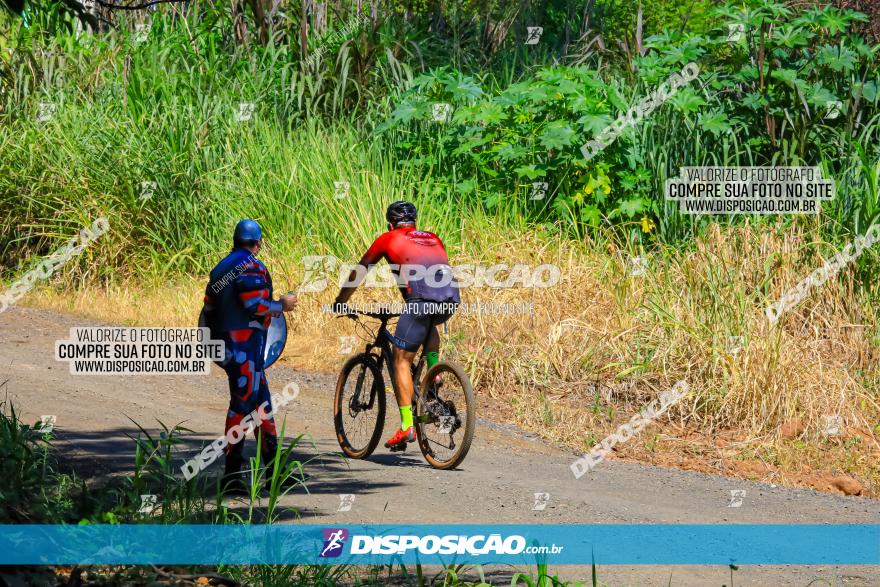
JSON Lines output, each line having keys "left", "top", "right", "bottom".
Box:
{"left": 388, "top": 443, "right": 407, "bottom": 452}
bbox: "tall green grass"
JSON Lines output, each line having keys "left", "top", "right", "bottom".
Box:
{"left": 1, "top": 104, "right": 539, "bottom": 282}
{"left": 0, "top": 6, "right": 540, "bottom": 279}
{"left": 4, "top": 0, "right": 879, "bottom": 288}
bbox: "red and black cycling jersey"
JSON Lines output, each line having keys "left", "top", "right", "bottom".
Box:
{"left": 359, "top": 226, "right": 460, "bottom": 303}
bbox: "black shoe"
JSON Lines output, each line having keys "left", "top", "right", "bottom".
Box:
{"left": 222, "top": 452, "right": 246, "bottom": 495}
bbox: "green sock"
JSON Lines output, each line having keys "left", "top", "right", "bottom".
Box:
{"left": 399, "top": 405, "right": 413, "bottom": 430}
{"left": 426, "top": 351, "right": 439, "bottom": 368}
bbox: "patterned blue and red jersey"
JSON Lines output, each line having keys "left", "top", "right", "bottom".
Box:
{"left": 203, "top": 247, "right": 281, "bottom": 332}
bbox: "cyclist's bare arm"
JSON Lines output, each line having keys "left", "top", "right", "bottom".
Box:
{"left": 334, "top": 236, "right": 386, "bottom": 306}
{"left": 334, "top": 266, "right": 363, "bottom": 306}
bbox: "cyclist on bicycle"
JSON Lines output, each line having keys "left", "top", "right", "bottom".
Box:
{"left": 333, "top": 201, "right": 460, "bottom": 450}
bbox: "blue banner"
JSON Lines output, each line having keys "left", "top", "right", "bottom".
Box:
{"left": 1, "top": 524, "right": 877, "bottom": 565}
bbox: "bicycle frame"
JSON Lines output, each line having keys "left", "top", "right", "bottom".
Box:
{"left": 347, "top": 312, "right": 433, "bottom": 423}
{"left": 336, "top": 309, "right": 474, "bottom": 468}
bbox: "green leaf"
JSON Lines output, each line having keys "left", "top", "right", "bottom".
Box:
{"left": 742, "top": 92, "right": 767, "bottom": 110}
{"left": 496, "top": 82, "right": 532, "bottom": 107}
{"left": 570, "top": 93, "right": 603, "bottom": 114}
{"left": 523, "top": 84, "right": 558, "bottom": 104}
{"left": 817, "top": 45, "right": 858, "bottom": 72}
{"left": 539, "top": 122, "right": 575, "bottom": 150}
{"left": 456, "top": 180, "right": 476, "bottom": 195}
{"left": 770, "top": 68, "right": 802, "bottom": 88}
{"left": 444, "top": 74, "right": 484, "bottom": 101}
{"left": 698, "top": 111, "right": 732, "bottom": 136}
{"left": 860, "top": 80, "right": 879, "bottom": 102}
{"left": 474, "top": 102, "right": 506, "bottom": 125}
{"left": 484, "top": 192, "right": 503, "bottom": 208}
{"left": 663, "top": 43, "right": 705, "bottom": 65}
{"left": 451, "top": 131, "right": 492, "bottom": 156}
{"left": 577, "top": 113, "right": 614, "bottom": 135}
{"left": 514, "top": 165, "right": 546, "bottom": 180}
{"left": 619, "top": 172, "right": 638, "bottom": 191}
{"left": 554, "top": 78, "right": 580, "bottom": 95}
{"left": 579, "top": 205, "right": 602, "bottom": 226}
{"left": 390, "top": 100, "right": 424, "bottom": 124}
{"left": 494, "top": 143, "right": 529, "bottom": 161}
{"left": 806, "top": 86, "right": 838, "bottom": 107}
{"left": 606, "top": 86, "right": 628, "bottom": 113}
{"left": 410, "top": 69, "right": 446, "bottom": 91}
{"left": 816, "top": 7, "right": 858, "bottom": 35}
{"left": 618, "top": 198, "right": 646, "bottom": 218}
{"left": 669, "top": 88, "right": 707, "bottom": 115}
{"left": 773, "top": 25, "right": 813, "bottom": 48}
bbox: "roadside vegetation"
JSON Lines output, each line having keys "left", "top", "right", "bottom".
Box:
{"left": 1, "top": 0, "right": 878, "bottom": 499}
{"left": 0, "top": 395, "right": 605, "bottom": 585}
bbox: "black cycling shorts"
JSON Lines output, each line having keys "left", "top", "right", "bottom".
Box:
{"left": 388, "top": 300, "right": 457, "bottom": 352}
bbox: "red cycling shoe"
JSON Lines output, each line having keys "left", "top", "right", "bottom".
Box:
{"left": 385, "top": 426, "right": 416, "bottom": 449}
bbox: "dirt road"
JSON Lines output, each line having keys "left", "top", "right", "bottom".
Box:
{"left": 2, "top": 307, "right": 878, "bottom": 586}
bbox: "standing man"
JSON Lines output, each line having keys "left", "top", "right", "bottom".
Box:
{"left": 333, "top": 201, "right": 459, "bottom": 450}
{"left": 202, "top": 219, "right": 297, "bottom": 492}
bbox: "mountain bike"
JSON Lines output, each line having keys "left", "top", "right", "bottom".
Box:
{"left": 333, "top": 309, "right": 475, "bottom": 470}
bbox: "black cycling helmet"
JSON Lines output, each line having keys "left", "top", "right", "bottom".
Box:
{"left": 386, "top": 201, "right": 417, "bottom": 226}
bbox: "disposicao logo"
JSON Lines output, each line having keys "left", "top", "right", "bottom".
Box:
{"left": 319, "top": 529, "right": 563, "bottom": 558}
{"left": 319, "top": 528, "right": 348, "bottom": 558}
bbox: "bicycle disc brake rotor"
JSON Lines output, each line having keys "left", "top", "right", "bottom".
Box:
{"left": 347, "top": 369, "right": 370, "bottom": 417}
{"left": 347, "top": 393, "right": 362, "bottom": 418}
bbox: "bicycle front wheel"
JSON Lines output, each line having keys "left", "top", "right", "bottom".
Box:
{"left": 334, "top": 354, "right": 386, "bottom": 459}
{"left": 414, "top": 361, "right": 476, "bottom": 470}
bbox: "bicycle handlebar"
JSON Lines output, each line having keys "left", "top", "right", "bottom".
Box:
{"left": 335, "top": 308, "right": 401, "bottom": 321}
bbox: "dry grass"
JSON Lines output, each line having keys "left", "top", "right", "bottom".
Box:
{"left": 28, "top": 223, "right": 880, "bottom": 495}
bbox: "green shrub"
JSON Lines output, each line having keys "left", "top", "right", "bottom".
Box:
{"left": 378, "top": 1, "right": 880, "bottom": 244}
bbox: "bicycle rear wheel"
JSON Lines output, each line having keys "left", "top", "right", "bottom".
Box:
{"left": 414, "top": 361, "right": 476, "bottom": 470}
{"left": 334, "top": 354, "right": 386, "bottom": 459}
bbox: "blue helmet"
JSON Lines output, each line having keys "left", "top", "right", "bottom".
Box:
{"left": 233, "top": 219, "right": 262, "bottom": 245}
